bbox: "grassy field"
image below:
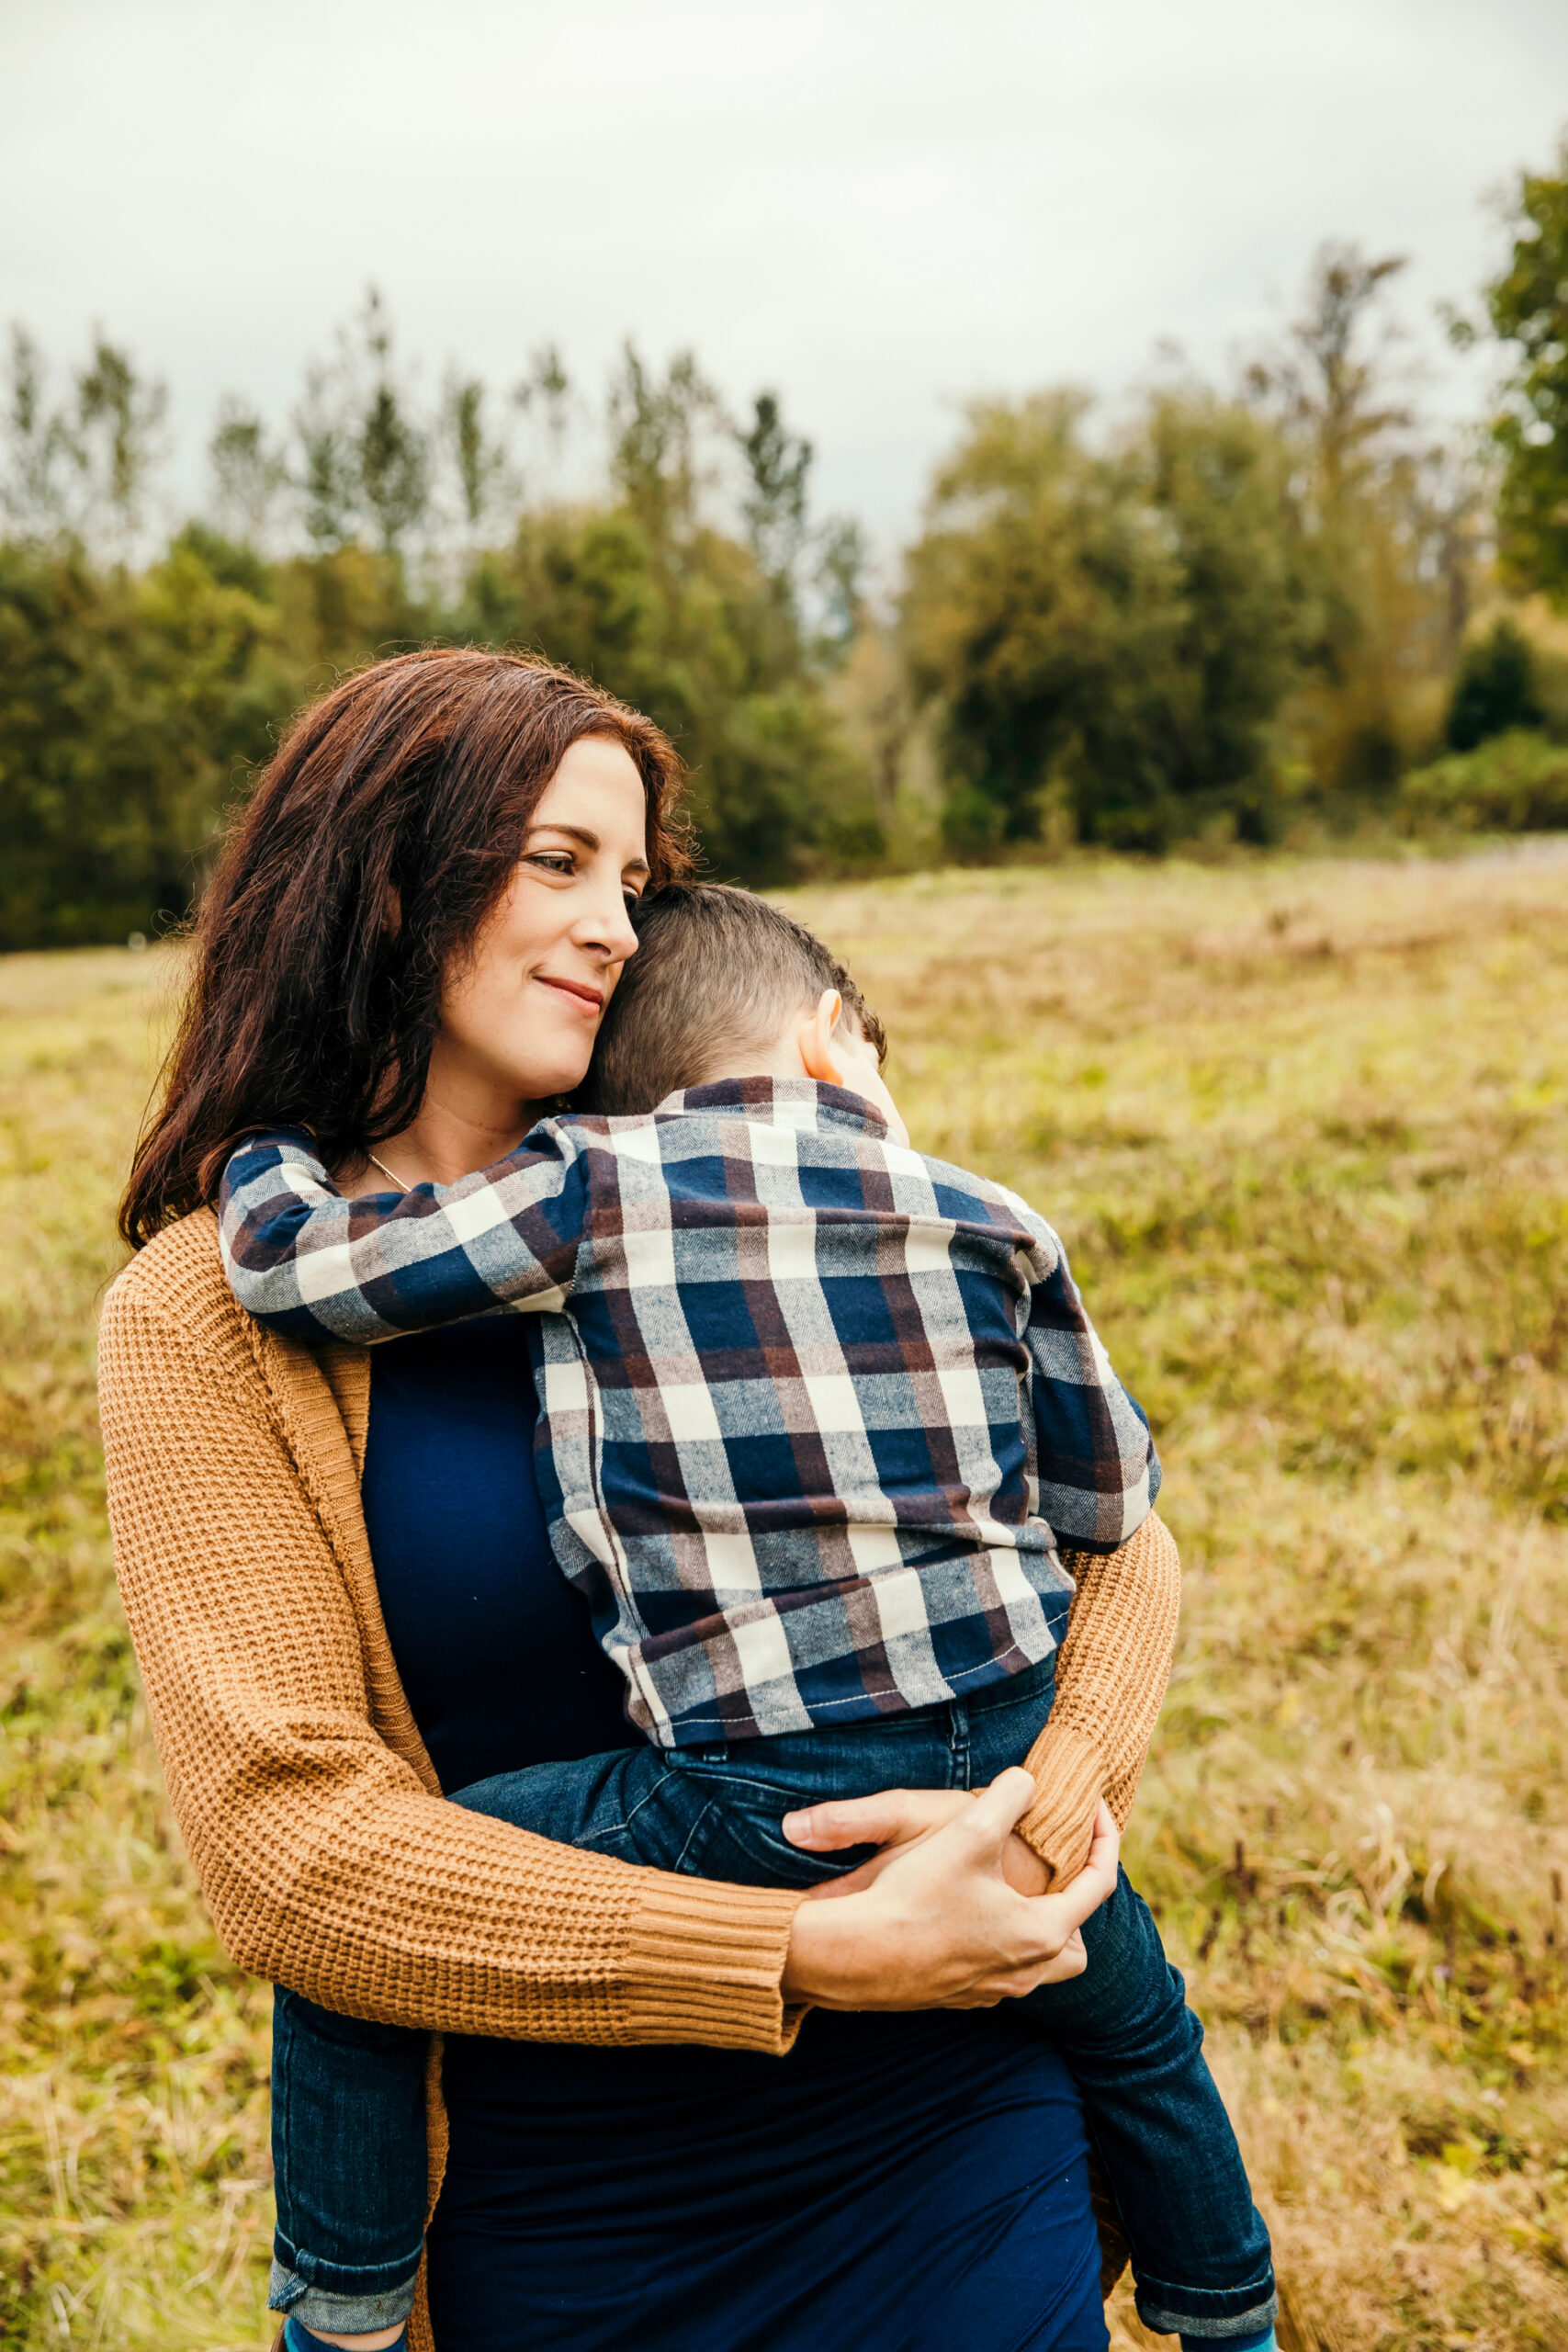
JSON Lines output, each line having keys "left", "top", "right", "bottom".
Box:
{"left": 2, "top": 847, "right": 1566, "bottom": 2350}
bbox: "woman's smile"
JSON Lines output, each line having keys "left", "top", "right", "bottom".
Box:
{"left": 420, "top": 737, "right": 649, "bottom": 1133}
{"left": 534, "top": 972, "right": 605, "bottom": 1012}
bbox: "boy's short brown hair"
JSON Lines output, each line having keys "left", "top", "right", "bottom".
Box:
{"left": 584, "top": 883, "right": 887, "bottom": 1117}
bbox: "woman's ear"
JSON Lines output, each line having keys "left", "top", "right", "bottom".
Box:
{"left": 796, "top": 989, "right": 846, "bottom": 1085}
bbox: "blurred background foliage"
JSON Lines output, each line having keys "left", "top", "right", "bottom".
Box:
{"left": 4, "top": 133, "right": 1568, "bottom": 950}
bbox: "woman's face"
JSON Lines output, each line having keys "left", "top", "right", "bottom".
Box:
{"left": 432, "top": 736, "right": 649, "bottom": 1125}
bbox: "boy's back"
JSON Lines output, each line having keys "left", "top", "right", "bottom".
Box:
{"left": 221, "top": 1074, "right": 1158, "bottom": 1748}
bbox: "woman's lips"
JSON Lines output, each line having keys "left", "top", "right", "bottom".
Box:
{"left": 536, "top": 974, "right": 604, "bottom": 1011}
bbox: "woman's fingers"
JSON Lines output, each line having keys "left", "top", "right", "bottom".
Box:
{"left": 782, "top": 1786, "right": 971, "bottom": 1852}
{"left": 800, "top": 1810, "right": 965, "bottom": 1899}
{"left": 1085, "top": 1797, "right": 1119, "bottom": 1878}
{"left": 787, "top": 1781, "right": 1115, "bottom": 1928}
{"left": 920, "top": 1790, "right": 1116, "bottom": 2000}
{"left": 779, "top": 1777, "right": 1121, "bottom": 2013}
{"left": 1036, "top": 1928, "right": 1089, "bottom": 1984}
{"left": 951, "top": 1765, "right": 1039, "bottom": 1853}
{"left": 1028, "top": 1800, "right": 1120, "bottom": 1947}
{"left": 799, "top": 1846, "right": 912, "bottom": 1899}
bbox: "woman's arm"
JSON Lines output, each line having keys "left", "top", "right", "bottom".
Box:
{"left": 990, "top": 1216, "right": 1178, "bottom": 1883}
{"left": 1015, "top": 1511, "right": 1181, "bottom": 1885}
{"left": 100, "top": 1227, "right": 1114, "bottom": 2045}
{"left": 99, "top": 1247, "right": 803, "bottom": 2052}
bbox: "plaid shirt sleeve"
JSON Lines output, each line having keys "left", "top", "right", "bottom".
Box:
{"left": 217, "top": 1125, "right": 591, "bottom": 1345}
{"left": 1006, "top": 1196, "right": 1161, "bottom": 1554}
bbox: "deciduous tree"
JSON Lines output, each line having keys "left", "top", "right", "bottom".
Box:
{"left": 1484, "top": 131, "right": 1568, "bottom": 604}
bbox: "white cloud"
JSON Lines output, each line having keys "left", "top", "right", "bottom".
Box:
{"left": 3, "top": 0, "right": 1562, "bottom": 543}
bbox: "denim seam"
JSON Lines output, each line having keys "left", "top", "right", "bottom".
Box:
{"left": 671, "top": 1760, "right": 895, "bottom": 1804}
{"left": 671, "top": 1763, "right": 815, "bottom": 1804}
{"left": 671, "top": 1794, "right": 728, "bottom": 1875}
{"left": 273, "top": 2238, "right": 427, "bottom": 2287}
{"left": 603, "top": 1761, "right": 686, "bottom": 1842}
{"left": 1135, "top": 2267, "right": 1276, "bottom": 2301}
{"left": 949, "top": 1697, "right": 973, "bottom": 1788}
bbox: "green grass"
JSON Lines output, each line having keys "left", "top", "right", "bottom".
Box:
{"left": 3, "top": 849, "right": 1567, "bottom": 2349}
{"left": 0, "top": 949, "right": 273, "bottom": 2349}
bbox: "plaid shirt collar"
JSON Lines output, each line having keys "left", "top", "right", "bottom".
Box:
{"left": 647, "top": 1075, "right": 892, "bottom": 1141}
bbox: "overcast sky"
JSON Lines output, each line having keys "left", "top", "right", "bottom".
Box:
{"left": 4, "top": 0, "right": 1565, "bottom": 548}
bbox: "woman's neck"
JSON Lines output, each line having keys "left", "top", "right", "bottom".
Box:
{"left": 358, "top": 1081, "right": 543, "bottom": 1191}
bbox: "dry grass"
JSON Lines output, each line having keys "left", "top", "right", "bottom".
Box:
{"left": 3, "top": 848, "right": 1567, "bottom": 2348}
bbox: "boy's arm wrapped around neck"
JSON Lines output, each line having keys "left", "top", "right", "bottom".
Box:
{"left": 1014, "top": 1511, "right": 1181, "bottom": 1888}
{"left": 217, "top": 1126, "right": 588, "bottom": 1345}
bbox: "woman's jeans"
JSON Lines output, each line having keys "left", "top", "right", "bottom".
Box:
{"left": 269, "top": 1657, "right": 1276, "bottom": 2342}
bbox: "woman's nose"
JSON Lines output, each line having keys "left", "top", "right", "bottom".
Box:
{"left": 576, "top": 885, "right": 640, "bottom": 964}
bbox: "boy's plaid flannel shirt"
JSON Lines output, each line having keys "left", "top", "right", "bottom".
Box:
{"left": 219, "top": 1077, "right": 1160, "bottom": 1748}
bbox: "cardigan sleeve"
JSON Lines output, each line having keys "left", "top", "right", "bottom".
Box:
{"left": 1014, "top": 1511, "right": 1181, "bottom": 1887}
{"left": 96, "top": 1257, "right": 806, "bottom": 2054}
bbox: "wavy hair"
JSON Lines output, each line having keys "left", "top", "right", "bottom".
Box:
{"left": 119, "top": 648, "right": 690, "bottom": 1248}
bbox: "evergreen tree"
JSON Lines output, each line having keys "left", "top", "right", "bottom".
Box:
{"left": 1445, "top": 619, "right": 1544, "bottom": 751}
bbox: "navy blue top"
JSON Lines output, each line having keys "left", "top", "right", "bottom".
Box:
{"left": 362, "top": 1316, "right": 635, "bottom": 1795}
{"left": 363, "top": 1321, "right": 1105, "bottom": 2352}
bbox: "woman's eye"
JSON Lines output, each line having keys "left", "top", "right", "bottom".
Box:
{"left": 529, "top": 853, "right": 574, "bottom": 876}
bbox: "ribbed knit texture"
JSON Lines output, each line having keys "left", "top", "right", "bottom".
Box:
{"left": 101, "top": 1210, "right": 1179, "bottom": 2348}
{"left": 1017, "top": 1511, "right": 1180, "bottom": 1885}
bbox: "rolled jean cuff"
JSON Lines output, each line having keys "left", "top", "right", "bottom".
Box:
{"left": 1135, "top": 2282, "right": 1278, "bottom": 2340}
{"left": 268, "top": 2256, "right": 421, "bottom": 2332}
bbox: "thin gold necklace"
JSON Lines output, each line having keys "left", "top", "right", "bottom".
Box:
{"left": 365, "top": 1149, "right": 411, "bottom": 1193}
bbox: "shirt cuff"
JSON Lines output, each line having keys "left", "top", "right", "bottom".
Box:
{"left": 620, "top": 1871, "right": 809, "bottom": 2052}
{"left": 1016, "top": 1720, "right": 1107, "bottom": 1887}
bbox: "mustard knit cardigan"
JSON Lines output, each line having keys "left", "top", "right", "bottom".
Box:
{"left": 97, "top": 1211, "right": 1179, "bottom": 2349}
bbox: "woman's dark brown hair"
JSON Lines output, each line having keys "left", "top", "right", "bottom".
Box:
{"left": 119, "top": 648, "right": 690, "bottom": 1250}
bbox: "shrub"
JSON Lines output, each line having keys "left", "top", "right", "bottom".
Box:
{"left": 1399, "top": 727, "right": 1568, "bottom": 832}
{"left": 1444, "top": 619, "right": 1544, "bottom": 752}
{"left": 0, "top": 537, "right": 291, "bottom": 950}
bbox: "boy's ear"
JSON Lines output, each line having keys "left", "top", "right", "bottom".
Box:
{"left": 796, "top": 989, "right": 846, "bottom": 1085}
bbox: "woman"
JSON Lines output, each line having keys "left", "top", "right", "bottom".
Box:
{"left": 99, "top": 650, "right": 1180, "bottom": 2352}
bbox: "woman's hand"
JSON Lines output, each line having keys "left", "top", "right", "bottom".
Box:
{"left": 784, "top": 1782, "right": 1055, "bottom": 1897}
{"left": 778, "top": 1770, "right": 1118, "bottom": 2012}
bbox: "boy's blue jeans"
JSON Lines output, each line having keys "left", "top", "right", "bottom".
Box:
{"left": 269, "top": 1657, "right": 1276, "bottom": 2343}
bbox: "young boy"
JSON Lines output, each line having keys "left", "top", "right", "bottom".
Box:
{"left": 220, "top": 884, "right": 1277, "bottom": 2352}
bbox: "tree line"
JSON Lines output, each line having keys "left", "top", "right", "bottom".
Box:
{"left": 3, "top": 136, "right": 1567, "bottom": 951}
